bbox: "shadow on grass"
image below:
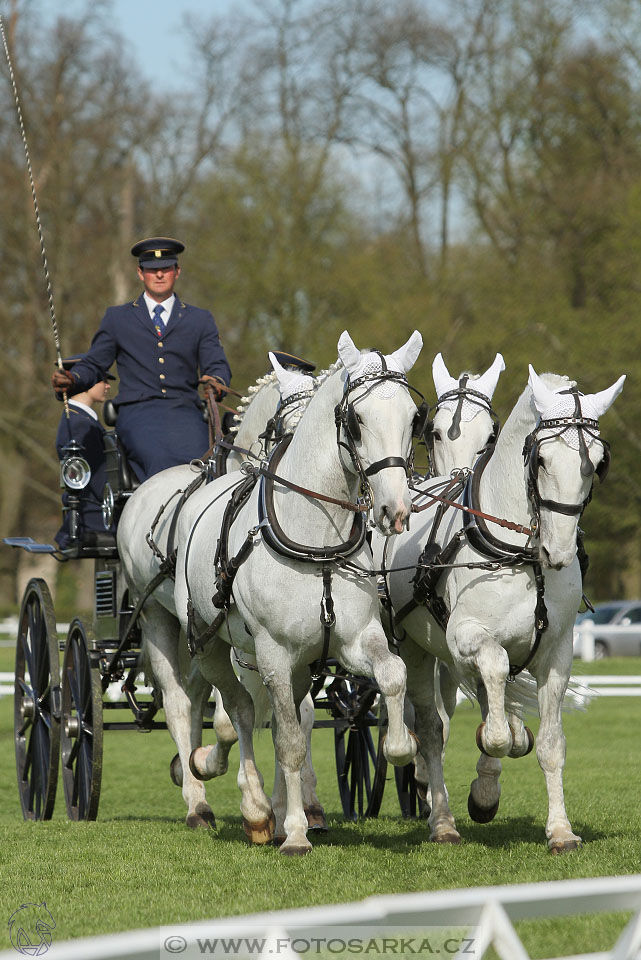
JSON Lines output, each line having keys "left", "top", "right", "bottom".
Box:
{"left": 103, "top": 812, "right": 608, "bottom": 853}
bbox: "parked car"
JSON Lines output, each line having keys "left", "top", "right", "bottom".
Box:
{"left": 573, "top": 600, "right": 641, "bottom": 658}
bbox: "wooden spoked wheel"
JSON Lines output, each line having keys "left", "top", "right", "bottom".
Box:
{"left": 394, "top": 763, "right": 429, "bottom": 820}
{"left": 14, "top": 578, "right": 61, "bottom": 820}
{"left": 331, "top": 675, "right": 387, "bottom": 820}
{"left": 61, "top": 619, "right": 103, "bottom": 820}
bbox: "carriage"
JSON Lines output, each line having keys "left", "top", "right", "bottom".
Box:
{"left": 4, "top": 396, "right": 426, "bottom": 825}
{"left": 5, "top": 341, "right": 617, "bottom": 854}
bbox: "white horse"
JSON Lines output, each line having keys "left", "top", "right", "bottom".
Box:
{"left": 173, "top": 331, "right": 423, "bottom": 854}
{"left": 403, "top": 351, "right": 505, "bottom": 804}
{"left": 383, "top": 365, "right": 625, "bottom": 851}
{"left": 429, "top": 353, "right": 504, "bottom": 476}
{"left": 117, "top": 366, "right": 317, "bottom": 829}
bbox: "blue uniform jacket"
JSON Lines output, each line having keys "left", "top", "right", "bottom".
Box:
{"left": 67, "top": 294, "right": 231, "bottom": 406}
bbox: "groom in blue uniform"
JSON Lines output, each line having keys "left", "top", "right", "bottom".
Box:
{"left": 51, "top": 237, "right": 231, "bottom": 482}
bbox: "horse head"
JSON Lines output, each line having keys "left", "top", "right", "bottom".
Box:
{"left": 268, "top": 353, "right": 317, "bottom": 437}
{"left": 335, "top": 329, "right": 423, "bottom": 535}
{"left": 527, "top": 365, "right": 625, "bottom": 568}
{"left": 430, "top": 352, "right": 504, "bottom": 475}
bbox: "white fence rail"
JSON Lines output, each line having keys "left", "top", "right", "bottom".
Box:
{"left": 4, "top": 874, "right": 638, "bottom": 960}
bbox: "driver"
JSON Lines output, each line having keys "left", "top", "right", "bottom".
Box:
{"left": 51, "top": 237, "right": 231, "bottom": 482}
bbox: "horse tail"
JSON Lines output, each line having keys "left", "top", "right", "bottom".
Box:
{"left": 504, "top": 671, "right": 595, "bottom": 717}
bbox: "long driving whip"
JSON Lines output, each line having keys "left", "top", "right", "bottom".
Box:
{"left": 0, "top": 13, "right": 69, "bottom": 417}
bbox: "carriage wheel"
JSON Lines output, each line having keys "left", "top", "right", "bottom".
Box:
{"left": 61, "top": 619, "right": 103, "bottom": 820}
{"left": 334, "top": 719, "right": 388, "bottom": 820}
{"left": 394, "top": 763, "right": 429, "bottom": 820}
{"left": 14, "top": 578, "right": 61, "bottom": 820}
{"left": 328, "top": 673, "right": 388, "bottom": 820}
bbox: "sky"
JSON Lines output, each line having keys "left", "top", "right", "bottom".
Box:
{"left": 37, "top": 0, "right": 246, "bottom": 87}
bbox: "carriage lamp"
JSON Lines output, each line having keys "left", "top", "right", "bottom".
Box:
{"left": 60, "top": 440, "right": 92, "bottom": 491}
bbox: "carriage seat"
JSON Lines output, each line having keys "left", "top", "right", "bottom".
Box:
{"left": 103, "top": 401, "right": 139, "bottom": 494}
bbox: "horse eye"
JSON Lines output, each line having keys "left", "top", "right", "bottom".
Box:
{"left": 537, "top": 455, "right": 545, "bottom": 472}
{"left": 433, "top": 430, "right": 442, "bottom": 442}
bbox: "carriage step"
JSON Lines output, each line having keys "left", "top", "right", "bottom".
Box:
{"left": 3, "top": 537, "right": 56, "bottom": 553}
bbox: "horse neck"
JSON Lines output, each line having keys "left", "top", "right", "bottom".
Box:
{"left": 272, "top": 368, "right": 357, "bottom": 538}
{"left": 479, "top": 386, "right": 536, "bottom": 544}
{"left": 233, "top": 376, "right": 280, "bottom": 451}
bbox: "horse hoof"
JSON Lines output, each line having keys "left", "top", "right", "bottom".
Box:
{"left": 243, "top": 813, "right": 276, "bottom": 845}
{"left": 279, "top": 842, "right": 313, "bottom": 856}
{"left": 186, "top": 808, "right": 216, "bottom": 830}
{"left": 508, "top": 723, "right": 535, "bottom": 758}
{"left": 170, "top": 753, "right": 182, "bottom": 787}
{"left": 305, "top": 805, "right": 329, "bottom": 833}
{"left": 189, "top": 746, "right": 211, "bottom": 782}
{"left": 549, "top": 837, "right": 582, "bottom": 855}
{"left": 430, "top": 830, "right": 461, "bottom": 845}
{"left": 524, "top": 725, "right": 535, "bottom": 756}
{"left": 468, "top": 792, "right": 500, "bottom": 824}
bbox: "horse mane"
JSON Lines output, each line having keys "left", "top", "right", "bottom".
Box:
{"left": 502, "top": 372, "right": 576, "bottom": 436}
{"left": 230, "top": 359, "right": 342, "bottom": 441}
{"left": 228, "top": 371, "right": 280, "bottom": 434}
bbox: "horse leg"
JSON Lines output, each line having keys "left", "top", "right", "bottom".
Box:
{"left": 170, "top": 657, "right": 239, "bottom": 787}
{"left": 460, "top": 627, "right": 512, "bottom": 757}
{"left": 142, "top": 603, "right": 215, "bottom": 829}
{"left": 272, "top": 691, "right": 325, "bottom": 843}
{"left": 192, "top": 639, "right": 274, "bottom": 844}
{"left": 259, "top": 645, "right": 312, "bottom": 856}
{"left": 467, "top": 681, "right": 502, "bottom": 823}
{"left": 402, "top": 644, "right": 460, "bottom": 843}
{"left": 299, "top": 692, "right": 327, "bottom": 832}
{"left": 535, "top": 668, "right": 581, "bottom": 853}
{"left": 507, "top": 710, "right": 535, "bottom": 758}
{"left": 359, "top": 626, "right": 417, "bottom": 766}
{"left": 420, "top": 660, "right": 458, "bottom": 811}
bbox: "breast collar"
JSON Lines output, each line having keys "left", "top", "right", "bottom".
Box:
{"left": 462, "top": 447, "right": 538, "bottom": 564}
{"left": 257, "top": 434, "right": 367, "bottom": 562}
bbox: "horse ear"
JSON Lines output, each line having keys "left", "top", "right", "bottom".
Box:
{"left": 432, "top": 353, "right": 458, "bottom": 399}
{"left": 337, "top": 331, "right": 362, "bottom": 376}
{"left": 269, "top": 351, "right": 305, "bottom": 399}
{"left": 473, "top": 353, "right": 505, "bottom": 401}
{"left": 388, "top": 330, "right": 423, "bottom": 374}
{"left": 528, "top": 364, "right": 561, "bottom": 415}
{"left": 583, "top": 375, "right": 626, "bottom": 419}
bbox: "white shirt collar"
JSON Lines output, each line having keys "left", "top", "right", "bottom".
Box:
{"left": 69, "top": 399, "right": 98, "bottom": 421}
{"left": 143, "top": 291, "right": 175, "bottom": 320}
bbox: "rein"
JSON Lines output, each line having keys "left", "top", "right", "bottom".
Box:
{"left": 410, "top": 475, "right": 534, "bottom": 538}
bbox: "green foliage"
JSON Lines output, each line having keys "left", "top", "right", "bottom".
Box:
{"left": 2, "top": 0, "right": 641, "bottom": 603}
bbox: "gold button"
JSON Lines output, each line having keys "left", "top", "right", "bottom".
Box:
{"left": 157, "top": 341, "right": 163, "bottom": 348}
{"left": 161, "top": 388, "right": 166, "bottom": 394}
{"left": 159, "top": 374, "right": 165, "bottom": 380}
{"left": 158, "top": 357, "right": 165, "bottom": 363}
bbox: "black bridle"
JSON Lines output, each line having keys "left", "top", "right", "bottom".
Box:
{"left": 259, "top": 386, "right": 316, "bottom": 449}
{"left": 425, "top": 375, "right": 500, "bottom": 462}
{"left": 334, "top": 352, "right": 429, "bottom": 494}
{"left": 523, "top": 387, "right": 611, "bottom": 522}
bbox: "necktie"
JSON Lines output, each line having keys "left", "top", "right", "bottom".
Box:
{"left": 153, "top": 303, "right": 164, "bottom": 337}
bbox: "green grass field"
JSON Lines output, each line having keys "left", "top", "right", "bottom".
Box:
{"left": 0, "top": 639, "right": 639, "bottom": 957}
